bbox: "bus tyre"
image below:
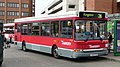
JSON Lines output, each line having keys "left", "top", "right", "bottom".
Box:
{"left": 52, "top": 46, "right": 60, "bottom": 59}
{"left": 22, "top": 42, "right": 27, "bottom": 51}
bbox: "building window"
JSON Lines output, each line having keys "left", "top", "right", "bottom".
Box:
{"left": 22, "top": 3, "right": 28, "bottom": 8}
{"left": 32, "top": 0, "right": 35, "bottom": 2}
{"left": 0, "top": 11, "right": 4, "bottom": 16}
{"left": 48, "top": 0, "right": 62, "bottom": 10}
{"left": 0, "top": 19, "right": 4, "bottom": 23}
{"left": 7, "top": 11, "right": 19, "bottom": 16}
{"left": 48, "top": 7, "right": 62, "bottom": 14}
{"left": 7, "top": 2, "right": 19, "bottom": 8}
{"left": 7, "top": 19, "right": 14, "bottom": 23}
{"left": 32, "top": 0, "right": 35, "bottom": 5}
{"left": 22, "top": 12, "right": 28, "bottom": 16}
{"left": 68, "top": 5, "right": 75, "bottom": 8}
{"left": 0, "top": 2, "right": 5, "bottom": 7}
{"left": 41, "top": 11, "right": 45, "bottom": 14}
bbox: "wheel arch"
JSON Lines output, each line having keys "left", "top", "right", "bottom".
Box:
{"left": 51, "top": 44, "right": 57, "bottom": 54}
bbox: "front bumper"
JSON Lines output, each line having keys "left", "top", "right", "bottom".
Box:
{"left": 72, "top": 48, "right": 108, "bottom": 58}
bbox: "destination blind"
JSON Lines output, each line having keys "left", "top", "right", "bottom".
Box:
{"left": 79, "top": 12, "right": 105, "bottom": 19}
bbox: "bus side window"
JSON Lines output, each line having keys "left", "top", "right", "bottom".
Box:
{"left": 21, "top": 24, "right": 28, "bottom": 35}
{"left": 60, "top": 20, "right": 72, "bottom": 38}
{"left": 17, "top": 24, "right": 21, "bottom": 32}
{"left": 51, "top": 21, "right": 59, "bottom": 37}
{"left": 32, "top": 23, "right": 39, "bottom": 36}
{"left": 28, "top": 23, "right": 32, "bottom": 35}
{"left": 41, "top": 22, "right": 50, "bottom": 36}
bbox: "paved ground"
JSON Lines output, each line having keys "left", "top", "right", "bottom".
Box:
{"left": 103, "top": 51, "right": 120, "bottom": 62}
{"left": 1, "top": 44, "right": 120, "bottom": 67}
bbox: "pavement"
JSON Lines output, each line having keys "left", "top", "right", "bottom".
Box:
{"left": 103, "top": 50, "right": 120, "bottom": 62}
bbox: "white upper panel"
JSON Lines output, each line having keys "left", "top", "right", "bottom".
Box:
{"left": 15, "top": 11, "right": 108, "bottom": 23}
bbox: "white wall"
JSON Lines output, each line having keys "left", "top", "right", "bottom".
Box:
{"left": 117, "top": 0, "right": 120, "bottom": 2}
{"left": 79, "top": 0, "right": 85, "bottom": 11}
{"left": 35, "top": 0, "right": 54, "bottom": 16}
{"left": 66, "top": 0, "right": 79, "bottom": 12}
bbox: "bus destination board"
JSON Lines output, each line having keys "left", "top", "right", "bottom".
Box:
{"left": 79, "top": 12, "right": 105, "bottom": 19}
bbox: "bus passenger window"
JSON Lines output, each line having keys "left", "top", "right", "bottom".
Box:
{"left": 27, "top": 23, "right": 32, "bottom": 35}
{"left": 17, "top": 25, "right": 21, "bottom": 32}
{"left": 51, "top": 21, "right": 59, "bottom": 37}
{"left": 32, "top": 23, "right": 39, "bottom": 36}
{"left": 21, "top": 24, "right": 28, "bottom": 35}
{"left": 41, "top": 23, "right": 50, "bottom": 36}
{"left": 60, "top": 20, "right": 72, "bottom": 38}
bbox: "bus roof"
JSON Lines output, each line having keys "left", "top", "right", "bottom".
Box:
{"left": 4, "top": 23, "right": 14, "bottom": 27}
{"left": 15, "top": 11, "right": 108, "bottom": 23}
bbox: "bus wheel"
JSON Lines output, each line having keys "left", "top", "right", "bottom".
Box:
{"left": 22, "top": 41, "right": 27, "bottom": 51}
{"left": 52, "top": 46, "right": 60, "bottom": 59}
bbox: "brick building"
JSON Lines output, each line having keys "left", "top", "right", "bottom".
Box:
{"left": 0, "top": 0, "right": 35, "bottom": 24}
{"left": 39, "top": 0, "right": 117, "bottom": 15}
{"left": 85, "top": 0, "right": 117, "bottom": 14}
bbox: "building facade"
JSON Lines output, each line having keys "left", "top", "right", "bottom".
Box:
{"left": 0, "top": 0, "right": 35, "bottom": 24}
{"left": 32, "top": 0, "right": 35, "bottom": 16}
{"left": 39, "top": 0, "right": 117, "bottom": 15}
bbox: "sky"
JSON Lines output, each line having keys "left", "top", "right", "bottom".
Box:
{"left": 35, "top": 0, "right": 54, "bottom": 16}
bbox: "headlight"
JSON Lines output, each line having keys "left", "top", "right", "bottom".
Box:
{"left": 105, "top": 44, "right": 108, "bottom": 47}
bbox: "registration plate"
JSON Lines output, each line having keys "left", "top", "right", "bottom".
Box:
{"left": 90, "top": 54, "right": 98, "bottom": 56}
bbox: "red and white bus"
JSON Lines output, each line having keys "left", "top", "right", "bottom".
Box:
{"left": 14, "top": 11, "right": 108, "bottom": 58}
{"left": 3, "top": 23, "right": 14, "bottom": 44}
